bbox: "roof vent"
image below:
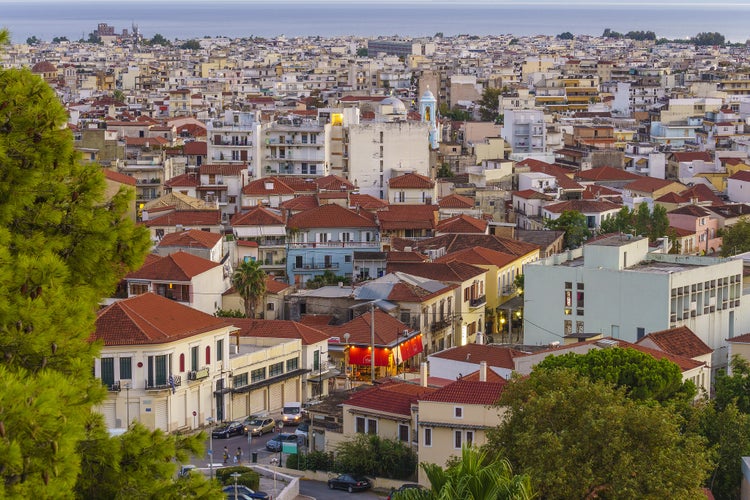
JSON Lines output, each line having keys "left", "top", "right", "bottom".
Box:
{"left": 595, "top": 339, "right": 619, "bottom": 349}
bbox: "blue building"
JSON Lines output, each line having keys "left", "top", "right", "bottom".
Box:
{"left": 286, "top": 204, "right": 380, "bottom": 287}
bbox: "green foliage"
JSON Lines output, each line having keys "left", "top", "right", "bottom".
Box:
{"left": 0, "top": 60, "right": 150, "bottom": 496}
{"left": 399, "top": 447, "right": 533, "bottom": 500}
{"left": 306, "top": 450, "right": 333, "bottom": 471}
{"left": 436, "top": 163, "right": 454, "bottom": 178}
{"left": 112, "top": 89, "right": 125, "bottom": 103}
{"left": 214, "top": 308, "right": 246, "bottom": 318}
{"left": 52, "top": 36, "right": 69, "bottom": 43}
{"left": 305, "top": 270, "right": 350, "bottom": 290}
{"left": 434, "top": 32, "right": 444, "bottom": 38}
{"left": 76, "top": 419, "right": 222, "bottom": 499}
{"left": 544, "top": 210, "right": 591, "bottom": 248}
{"left": 180, "top": 39, "right": 201, "bottom": 50}
{"left": 557, "top": 32, "right": 574, "bottom": 40}
{"left": 602, "top": 28, "right": 623, "bottom": 39}
{"left": 149, "top": 33, "right": 171, "bottom": 46}
{"left": 334, "top": 434, "right": 417, "bottom": 480}
{"left": 536, "top": 346, "right": 696, "bottom": 403}
{"left": 439, "top": 106, "right": 472, "bottom": 122}
{"left": 719, "top": 217, "right": 750, "bottom": 256}
{"left": 356, "top": 47, "right": 368, "bottom": 57}
{"left": 714, "top": 356, "right": 750, "bottom": 413}
{"left": 215, "top": 466, "right": 260, "bottom": 491}
{"left": 488, "top": 369, "right": 712, "bottom": 499}
{"left": 478, "top": 87, "right": 502, "bottom": 123}
{"left": 599, "top": 203, "right": 669, "bottom": 242}
{"left": 692, "top": 32, "right": 726, "bottom": 46}
{"left": 698, "top": 401, "right": 750, "bottom": 500}
{"left": 513, "top": 274, "right": 524, "bottom": 295}
{"left": 625, "top": 30, "right": 657, "bottom": 41}
{"left": 231, "top": 259, "right": 266, "bottom": 318}
{"left": 26, "top": 35, "right": 40, "bottom": 45}
{"left": 86, "top": 32, "right": 102, "bottom": 44}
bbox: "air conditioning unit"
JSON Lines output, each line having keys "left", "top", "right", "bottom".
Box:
{"left": 187, "top": 370, "right": 197, "bottom": 381}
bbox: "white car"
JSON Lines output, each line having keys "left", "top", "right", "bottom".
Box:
{"left": 294, "top": 422, "right": 309, "bottom": 441}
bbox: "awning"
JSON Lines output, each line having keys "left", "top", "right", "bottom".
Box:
{"left": 398, "top": 334, "right": 423, "bottom": 361}
{"left": 348, "top": 346, "right": 390, "bottom": 367}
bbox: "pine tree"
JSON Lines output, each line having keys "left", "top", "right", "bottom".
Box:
{"left": 0, "top": 29, "right": 151, "bottom": 495}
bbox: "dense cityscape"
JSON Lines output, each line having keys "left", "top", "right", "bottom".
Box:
{"left": 4, "top": 13, "right": 750, "bottom": 499}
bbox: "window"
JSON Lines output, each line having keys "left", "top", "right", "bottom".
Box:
{"left": 101, "top": 357, "right": 115, "bottom": 387}
{"left": 286, "top": 358, "right": 299, "bottom": 371}
{"left": 147, "top": 354, "right": 169, "bottom": 388}
{"left": 454, "top": 430, "right": 462, "bottom": 449}
{"left": 637, "top": 327, "right": 645, "bottom": 340}
{"left": 355, "top": 417, "right": 377, "bottom": 434}
{"left": 356, "top": 416, "right": 366, "bottom": 434}
{"left": 233, "top": 372, "right": 248, "bottom": 387}
{"left": 120, "top": 357, "right": 132, "bottom": 379}
{"left": 466, "top": 431, "right": 474, "bottom": 447}
{"left": 313, "top": 350, "right": 320, "bottom": 371}
{"left": 367, "top": 418, "right": 377, "bottom": 435}
{"left": 424, "top": 428, "right": 432, "bottom": 447}
{"left": 269, "top": 361, "right": 284, "bottom": 377}
{"left": 399, "top": 424, "right": 409, "bottom": 442}
{"left": 191, "top": 346, "right": 199, "bottom": 371}
{"left": 216, "top": 339, "right": 224, "bottom": 363}
{"left": 251, "top": 367, "right": 266, "bottom": 383}
{"left": 179, "top": 353, "right": 185, "bottom": 372}
{"left": 130, "top": 283, "right": 149, "bottom": 295}
{"left": 205, "top": 346, "right": 211, "bottom": 365}
{"left": 454, "top": 407, "right": 463, "bottom": 419}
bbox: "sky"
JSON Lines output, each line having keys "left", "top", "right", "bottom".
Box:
{"left": 4, "top": 0, "right": 750, "bottom": 3}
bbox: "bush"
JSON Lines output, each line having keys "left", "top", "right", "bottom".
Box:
{"left": 286, "top": 453, "right": 304, "bottom": 470}
{"left": 307, "top": 450, "right": 333, "bottom": 472}
{"left": 216, "top": 466, "right": 260, "bottom": 490}
{"left": 334, "top": 434, "right": 417, "bottom": 480}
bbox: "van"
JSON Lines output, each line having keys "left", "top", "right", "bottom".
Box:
{"left": 281, "top": 402, "right": 303, "bottom": 425}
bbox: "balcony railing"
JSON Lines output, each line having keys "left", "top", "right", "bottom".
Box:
{"left": 430, "top": 318, "right": 451, "bottom": 332}
{"left": 288, "top": 241, "right": 379, "bottom": 249}
{"left": 470, "top": 295, "right": 487, "bottom": 308}
{"left": 145, "top": 374, "right": 182, "bottom": 391}
{"left": 293, "top": 262, "right": 339, "bottom": 270}
{"left": 106, "top": 380, "right": 121, "bottom": 392}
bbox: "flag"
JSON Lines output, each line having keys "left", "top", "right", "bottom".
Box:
{"left": 169, "top": 374, "right": 176, "bottom": 394}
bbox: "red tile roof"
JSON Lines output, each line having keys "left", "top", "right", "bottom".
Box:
{"left": 387, "top": 251, "right": 429, "bottom": 263}
{"left": 671, "top": 151, "right": 713, "bottom": 163}
{"left": 157, "top": 229, "right": 222, "bottom": 249}
{"left": 430, "top": 344, "right": 524, "bottom": 370}
{"left": 543, "top": 199, "right": 621, "bottom": 214}
{"left": 199, "top": 163, "right": 247, "bottom": 176}
{"left": 298, "top": 314, "right": 335, "bottom": 327}
{"left": 438, "top": 193, "right": 475, "bottom": 208}
{"left": 388, "top": 172, "right": 435, "bottom": 189}
{"left": 345, "top": 381, "right": 437, "bottom": 417}
{"left": 727, "top": 332, "right": 750, "bottom": 343}
{"left": 145, "top": 210, "right": 222, "bottom": 227}
{"left": 419, "top": 379, "right": 506, "bottom": 405}
{"left": 92, "top": 293, "right": 226, "bottom": 346}
{"left": 434, "top": 246, "right": 517, "bottom": 268}
{"left": 315, "top": 174, "right": 356, "bottom": 192}
{"left": 582, "top": 184, "right": 623, "bottom": 200}
{"left": 385, "top": 280, "right": 457, "bottom": 303}
{"left": 126, "top": 251, "right": 220, "bottom": 281}
{"left": 377, "top": 205, "right": 438, "bottom": 230}
{"left": 615, "top": 341, "right": 704, "bottom": 372}
{"left": 680, "top": 184, "right": 723, "bottom": 205}
{"left": 279, "top": 195, "right": 319, "bottom": 212}
{"left": 349, "top": 193, "right": 389, "bottom": 211}
{"left": 436, "top": 214, "right": 488, "bottom": 234}
{"left": 729, "top": 170, "right": 750, "bottom": 182}
{"left": 103, "top": 169, "right": 137, "bottom": 186}
{"left": 165, "top": 173, "right": 201, "bottom": 188}
{"left": 287, "top": 203, "right": 377, "bottom": 229}
{"left": 655, "top": 191, "right": 689, "bottom": 204}
{"left": 327, "top": 310, "right": 412, "bottom": 346}
{"left": 575, "top": 166, "right": 641, "bottom": 181}
{"left": 668, "top": 204, "right": 712, "bottom": 217}
{"left": 625, "top": 177, "right": 684, "bottom": 194}
{"left": 513, "top": 189, "right": 553, "bottom": 201}
{"left": 226, "top": 319, "right": 328, "bottom": 345}
{"left": 637, "top": 326, "right": 712, "bottom": 359}
{"left": 393, "top": 234, "right": 539, "bottom": 257}
{"left": 242, "top": 177, "right": 296, "bottom": 196}
{"left": 387, "top": 261, "right": 487, "bottom": 283}
{"left": 231, "top": 205, "right": 285, "bottom": 226}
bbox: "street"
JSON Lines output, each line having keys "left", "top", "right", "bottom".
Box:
{"left": 193, "top": 424, "right": 388, "bottom": 499}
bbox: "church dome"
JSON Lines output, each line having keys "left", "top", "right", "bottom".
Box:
{"left": 420, "top": 88, "right": 436, "bottom": 102}
{"left": 381, "top": 96, "right": 407, "bottom": 114}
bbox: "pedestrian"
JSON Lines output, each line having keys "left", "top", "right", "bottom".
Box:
{"left": 235, "top": 447, "right": 242, "bottom": 464}
{"left": 223, "top": 446, "right": 229, "bottom": 464}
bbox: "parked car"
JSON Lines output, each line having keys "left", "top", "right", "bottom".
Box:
{"left": 387, "top": 483, "right": 426, "bottom": 499}
{"left": 327, "top": 474, "right": 372, "bottom": 493}
{"left": 222, "top": 484, "right": 269, "bottom": 500}
{"left": 244, "top": 417, "right": 276, "bottom": 436}
{"left": 294, "top": 422, "right": 309, "bottom": 440}
{"left": 212, "top": 421, "right": 245, "bottom": 439}
{"left": 265, "top": 433, "right": 302, "bottom": 452}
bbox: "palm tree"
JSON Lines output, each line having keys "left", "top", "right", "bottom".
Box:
{"left": 231, "top": 259, "right": 266, "bottom": 319}
{"left": 397, "top": 447, "right": 534, "bottom": 500}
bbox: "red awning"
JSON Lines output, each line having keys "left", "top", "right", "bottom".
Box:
{"left": 348, "top": 346, "right": 390, "bottom": 367}
{"left": 399, "top": 335, "right": 424, "bottom": 361}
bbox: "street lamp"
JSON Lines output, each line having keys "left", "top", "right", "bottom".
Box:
{"left": 124, "top": 382, "right": 131, "bottom": 427}
{"left": 230, "top": 472, "right": 241, "bottom": 500}
{"left": 207, "top": 416, "right": 215, "bottom": 480}
{"left": 343, "top": 332, "right": 351, "bottom": 389}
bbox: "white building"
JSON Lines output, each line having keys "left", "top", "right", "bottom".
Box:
{"left": 206, "top": 110, "right": 261, "bottom": 177}
{"left": 502, "top": 109, "right": 546, "bottom": 155}
{"left": 523, "top": 236, "right": 747, "bottom": 367}
{"left": 260, "top": 116, "right": 330, "bottom": 178}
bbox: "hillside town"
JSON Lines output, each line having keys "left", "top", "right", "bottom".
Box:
{"left": 7, "top": 24, "right": 750, "bottom": 496}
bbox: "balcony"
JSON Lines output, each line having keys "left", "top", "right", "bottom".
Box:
{"left": 146, "top": 374, "right": 182, "bottom": 391}
{"left": 469, "top": 295, "right": 486, "bottom": 308}
{"left": 106, "top": 380, "right": 121, "bottom": 392}
{"left": 288, "top": 241, "right": 379, "bottom": 249}
{"left": 293, "top": 262, "right": 339, "bottom": 271}
{"left": 430, "top": 318, "right": 451, "bottom": 332}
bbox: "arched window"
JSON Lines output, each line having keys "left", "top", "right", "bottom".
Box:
{"left": 179, "top": 353, "right": 185, "bottom": 372}
{"left": 205, "top": 346, "right": 211, "bottom": 365}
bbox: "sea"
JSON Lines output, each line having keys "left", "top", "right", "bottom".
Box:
{"left": 1, "top": 1, "right": 750, "bottom": 44}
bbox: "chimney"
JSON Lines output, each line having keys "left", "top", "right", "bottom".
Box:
{"left": 479, "top": 361, "right": 487, "bottom": 382}
{"left": 420, "top": 361, "right": 428, "bottom": 387}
